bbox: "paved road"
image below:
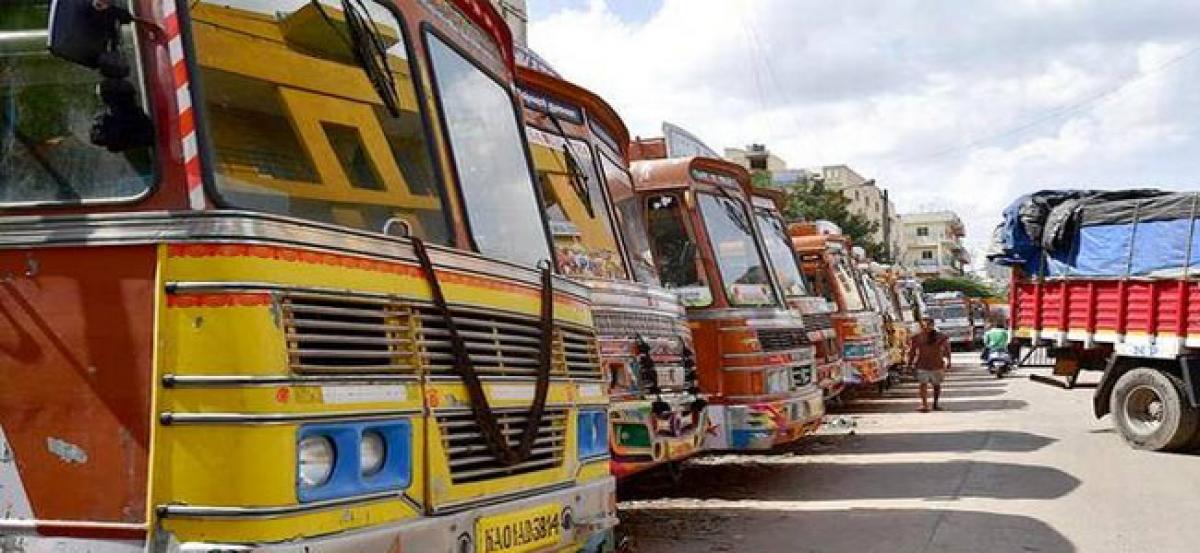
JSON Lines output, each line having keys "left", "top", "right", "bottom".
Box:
{"left": 618, "top": 352, "right": 1200, "bottom": 552}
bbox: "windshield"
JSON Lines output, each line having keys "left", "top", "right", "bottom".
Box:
{"left": 645, "top": 193, "right": 710, "bottom": 307}
{"left": 831, "top": 254, "right": 866, "bottom": 311}
{"left": 529, "top": 131, "right": 625, "bottom": 280}
{"left": 928, "top": 305, "right": 968, "bottom": 320}
{"left": 426, "top": 33, "right": 550, "bottom": 267}
{"left": 697, "top": 193, "right": 777, "bottom": 307}
{"left": 193, "top": 0, "right": 448, "bottom": 241}
{"left": 601, "top": 154, "right": 658, "bottom": 285}
{"left": 754, "top": 208, "right": 807, "bottom": 298}
{"left": 0, "top": 0, "right": 154, "bottom": 205}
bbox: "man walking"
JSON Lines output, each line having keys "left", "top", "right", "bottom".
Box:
{"left": 907, "top": 318, "right": 952, "bottom": 412}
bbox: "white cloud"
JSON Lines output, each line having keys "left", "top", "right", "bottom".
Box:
{"left": 528, "top": 0, "right": 1200, "bottom": 269}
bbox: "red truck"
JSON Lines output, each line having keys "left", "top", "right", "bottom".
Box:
{"left": 997, "top": 190, "right": 1200, "bottom": 452}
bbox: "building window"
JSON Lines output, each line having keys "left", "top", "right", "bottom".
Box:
{"left": 921, "top": 251, "right": 934, "bottom": 260}
{"left": 916, "top": 226, "right": 929, "bottom": 237}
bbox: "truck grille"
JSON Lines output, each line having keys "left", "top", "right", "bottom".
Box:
{"left": 417, "top": 306, "right": 600, "bottom": 379}
{"left": 282, "top": 294, "right": 418, "bottom": 373}
{"left": 592, "top": 309, "right": 683, "bottom": 339}
{"left": 756, "top": 328, "right": 808, "bottom": 352}
{"left": 801, "top": 312, "right": 834, "bottom": 334}
{"left": 436, "top": 408, "right": 568, "bottom": 484}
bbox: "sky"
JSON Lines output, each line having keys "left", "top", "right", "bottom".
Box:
{"left": 524, "top": 0, "right": 1200, "bottom": 269}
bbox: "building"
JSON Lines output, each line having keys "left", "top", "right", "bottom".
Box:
{"left": 491, "top": 0, "right": 528, "bottom": 46}
{"left": 725, "top": 144, "right": 787, "bottom": 173}
{"left": 898, "top": 211, "right": 970, "bottom": 278}
{"left": 817, "top": 165, "right": 901, "bottom": 261}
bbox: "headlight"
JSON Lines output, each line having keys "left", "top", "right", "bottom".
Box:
{"left": 298, "top": 435, "right": 335, "bottom": 488}
{"left": 360, "top": 431, "right": 386, "bottom": 477}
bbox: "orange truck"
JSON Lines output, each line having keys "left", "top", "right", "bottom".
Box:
{"left": 791, "top": 224, "right": 891, "bottom": 393}
{"left": 749, "top": 188, "right": 845, "bottom": 399}
{"left": 628, "top": 153, "right": 824, "bottom": 450}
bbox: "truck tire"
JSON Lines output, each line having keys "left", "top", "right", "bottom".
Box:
{"left": 1110, "top": 368, "right": 1199, "bottom": 452}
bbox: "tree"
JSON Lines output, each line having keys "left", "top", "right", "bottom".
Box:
{"left": 922, "top": 276, "right": 999, "bottom": 299}
{"left": 772, "top": 177, "right": 889, "bottom": 261}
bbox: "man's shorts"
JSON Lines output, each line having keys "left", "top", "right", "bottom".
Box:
{"left": 917, "top": 370, "right": 945, "bottom": 384}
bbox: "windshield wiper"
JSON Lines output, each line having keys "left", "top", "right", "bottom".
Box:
{"left": 311, "top": 0, "right": 402, "bottom": 117}
{"left": 544, "top": 113, "right": 595, "bottom": 218}
{"left": 713, "top": 187, "right": 752, "bottom": 235}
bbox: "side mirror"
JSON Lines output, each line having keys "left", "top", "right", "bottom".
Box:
{"left": 47, "top": 0, "right": 124, "bottom": 68}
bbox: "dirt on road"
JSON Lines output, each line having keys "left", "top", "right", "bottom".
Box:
{"left": 616, "top": 353, "right": 1200, "bottom": 553}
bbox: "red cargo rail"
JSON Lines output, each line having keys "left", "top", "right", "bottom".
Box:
{"left": 1012, "top": 272, "right": 1200, "bottom": 351}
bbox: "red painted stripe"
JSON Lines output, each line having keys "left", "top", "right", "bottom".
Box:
{"left": 184, "top": 156, "right": 201, "bottom": 181}
{"left": 172, "top": 61, "right": 188, "bottom": 90}
{"left": 163, "top": 12, "right": 180, "bottom": 39}
{"left": 178, "top": 107, "right": 195, "bottom": 138}
{"left": 167, "top": 293, "right": 273, "bottom": 308}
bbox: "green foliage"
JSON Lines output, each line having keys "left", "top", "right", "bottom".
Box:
{"left": 772, "top": 178, "right": 889, "bottom": 261}
{"left": 922, "top": 276, "right": 998, "bottom": 299}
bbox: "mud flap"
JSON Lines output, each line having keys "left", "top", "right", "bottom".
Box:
{"left": 1092, "top": 355, "right": 1120, "bottom": 418}
{"left": 1179, "top": 355, "right": 1200, "bottom": 409}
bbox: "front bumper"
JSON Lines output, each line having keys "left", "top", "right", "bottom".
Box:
{"left": 843, "top": 354, "right": 889, "bottom": 385}
{"left": 704, "top": 387, "right": 824, "bottom": 451}
{"left": 167, "top": 478, "right": 617, "bottom": 553}
{"left": 609, "top": 396, "right": 708, "bottom": 479}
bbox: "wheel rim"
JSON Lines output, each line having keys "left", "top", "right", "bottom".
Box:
{"left": 1123, "top": 384, "right": 1166, "bottom": 436}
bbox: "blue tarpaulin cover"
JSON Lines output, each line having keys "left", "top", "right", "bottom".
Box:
{"left": 990, "top": 190, "right": 1199, "bottom": 277}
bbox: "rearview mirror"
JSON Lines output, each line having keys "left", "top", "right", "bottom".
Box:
{"left": 48, "top": 0, "right": 125, "bottom": 68}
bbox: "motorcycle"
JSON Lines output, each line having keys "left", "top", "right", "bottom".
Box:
{"left": 984, "top": 349, "right": 1014, "bottom": 378}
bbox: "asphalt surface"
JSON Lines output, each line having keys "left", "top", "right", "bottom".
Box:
{"left": 617, "top": 352, "right": 1200, "bottom": 553}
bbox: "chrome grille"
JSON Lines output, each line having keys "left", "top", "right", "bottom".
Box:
{"left": 436, "top": 408, "right": 567, "bottom": 484}
{"left": 282, "top": 294, "right": 417, "bottom": 373}
{"left": 417, "top": 305, "right": 600, "bottom": 379}
{"left": 592, "top": 309, "right": 683, "bottom": 339}
{"left": 560, "top": 324, "right": 602, "bottom": 380}
{"left": 756, "top": 328, "right": 808, "bottom": 352}
{"left": 801, "top": 312, "right": 834, "bottom": 333}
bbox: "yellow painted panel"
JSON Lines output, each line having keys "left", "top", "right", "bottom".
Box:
{"left": 160, "top": 305, "right": 286, "bottom": 377}
{"left": 162, "top": 253, "right": 592, "bottom": 327}
{"left": 163, "top": 500, "right": 419, "bottom": 544}
{"left": 160, "top": 382, "right": 423, "bottom": 415}
{"left": 576, "top": 460, "right": 611, "bottom": 484}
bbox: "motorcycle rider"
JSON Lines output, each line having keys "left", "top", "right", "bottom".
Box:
{"left": 981, "top": 321, "right": 1010, "bottom": 364}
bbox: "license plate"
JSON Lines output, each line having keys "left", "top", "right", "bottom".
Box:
{"left": 477, "top": 503, "right": 564, "bottom": 553}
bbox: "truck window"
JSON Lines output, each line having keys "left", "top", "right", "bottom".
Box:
{"left": 193, "top": 0, "right": 448, "bottom": 242}
{"left": 832, "top": 256, "right": 866, "bottom": 311}
{"left": 754, "top": 208, "right": 808, "bottom": 299}
{"left": 0, "top": 0, "right": 154, "bottom": 205}
{"left": 426, "top": 32, "right": 551, "bottom": 267}
{"left": 601, "top": 153, "right": 659, "bottom": 285}
{"left": 531, "top": 133, "right": 626, "bottom": 280}
{"left": 645, "top": 193, "right": 710, "bottom": 307}
{"left": 697, "top": 192, "right": 777, "bottom": 307}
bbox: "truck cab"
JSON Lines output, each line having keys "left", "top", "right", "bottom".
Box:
{"left": 923, "top": 291, "right": 977, "bottom": 349}
{"left": 749, "top": 188, "right": 845, "bottom": 400}
{"left": 515, "top": 63, "right": 706, "bottom": 480}
{"left": 791, "top": 224, "right": 890, "bottom": 392}
{"left": 628, "top": 155, "right": 824, "bottom": 451}
{"left": 0, "top": 0, "right": 615, "bottom": 550}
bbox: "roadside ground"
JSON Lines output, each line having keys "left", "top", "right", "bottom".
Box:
{"left": 618, "top": 352, "right": 1200, "bottom": 552}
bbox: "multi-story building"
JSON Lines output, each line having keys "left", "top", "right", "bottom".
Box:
{"left": 725, "top": 144, "right": 787, "bottom": 173}
{"left": 898, "top": 211, "right": 970, "bottom": 278}
{"left": 817, "top": 165, "right": 900, "bottom": 261}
